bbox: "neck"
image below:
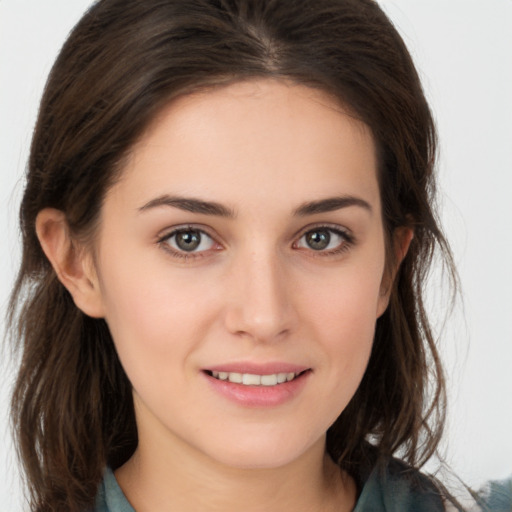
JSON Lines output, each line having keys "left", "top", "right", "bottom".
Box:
{"left": 115, "top": 430, "right": 356, "bottom": 512}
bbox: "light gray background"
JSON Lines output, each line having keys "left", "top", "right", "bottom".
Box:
{"left": 1, "top": 1, "right": 511, "bottom": 509}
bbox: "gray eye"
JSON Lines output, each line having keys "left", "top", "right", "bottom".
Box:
{"left": 305, "top": 229, "right": 331, "bottom": 250}
{"left": 296, "top": 228, "right": 347, "bottom": 252}
{"left": 175, "top": 230, "right": 202, "bottom": 251}
{"left": 165, "top": 229, "right": 215, "bottom": 253}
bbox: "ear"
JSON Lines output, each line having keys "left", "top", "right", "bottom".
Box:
{"left": 36, "top": 208, "right": 105, "bottom": 318}
{"left": 376, "top": 226, "right": 414, "bottom": 317}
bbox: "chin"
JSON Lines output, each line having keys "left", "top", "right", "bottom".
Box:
{"left": 200, "top": 431, "right": 325, "bottom": 471}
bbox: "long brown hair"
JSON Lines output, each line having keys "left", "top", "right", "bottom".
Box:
{"left": 8, "top": 0, "right": 456, "bottom": 510}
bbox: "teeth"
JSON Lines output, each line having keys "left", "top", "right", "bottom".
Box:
{"left": 242, "top": 373, "right": 261, "bottom": 385}
{"left": 260, "top": 374, "right": 277, "bottom": 386}
{"left": 228, "top": 372, "right": 243, "bottom": 384}
{"left": 210, "top": 371, "right": 299, "bottom": 386}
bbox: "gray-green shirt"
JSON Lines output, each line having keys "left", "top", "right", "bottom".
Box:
{"left": 93, "top": 458, "right": 447, "bottom": 512}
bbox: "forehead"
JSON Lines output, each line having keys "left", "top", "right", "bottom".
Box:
{"left": 112, "top": 79, "right": 380, "bottom": 213}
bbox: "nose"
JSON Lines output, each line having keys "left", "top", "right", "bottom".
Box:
{"left": 223, "top": 248, "right": 296, "bottom": 343}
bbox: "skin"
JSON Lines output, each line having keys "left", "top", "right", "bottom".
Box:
{"left": 37, "top": 79, "right": 410, "bottom": 512}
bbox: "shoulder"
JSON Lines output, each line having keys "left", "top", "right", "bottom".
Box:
{"left": 91, "top": 468, "right": 134, "bottom": 512}
{"left": 477, "top": 475, "right": 512, "bottom": 512}
{"left": 354, "top": 457, "right": 447, "bottom": 512}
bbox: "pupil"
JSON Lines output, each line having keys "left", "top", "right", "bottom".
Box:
{"left": 176, "top": 231, "right": 201, "bottom": 251}
{"left": 307, "top": 230, "right": 330, "bottom": 250}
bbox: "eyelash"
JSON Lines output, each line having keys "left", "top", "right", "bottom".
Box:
{"left": 293, "top": 225, "right": 354, "bottom": 257}
{"left": 157, "top": 224, "right": 355, "bottom": 260}
{"left": 157, "top": 225, "right": 218, "bottom": 260}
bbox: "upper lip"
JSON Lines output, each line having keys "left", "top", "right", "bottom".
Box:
{"left": 203, "top": 362, "right": 310, "bottom": 375}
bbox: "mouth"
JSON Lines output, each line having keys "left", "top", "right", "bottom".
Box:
{"left": 204, "top": 369, "right": 309, "bottom": 387}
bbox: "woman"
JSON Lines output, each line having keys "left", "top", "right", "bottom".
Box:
{"left": 7, "top": 0, "right": 466, "bottom": 510}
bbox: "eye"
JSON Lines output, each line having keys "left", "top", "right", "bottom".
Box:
{"left": 160, "top": 227, "right": 216, "bottom": 254}
{"left": 295, "top": 227, "right": 351, "bottom": 253}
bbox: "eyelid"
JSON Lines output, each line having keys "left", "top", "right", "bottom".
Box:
{"left": 293, "top": 222, "right": 354, "bottom": 241}
{"left": 293, "top": 223, "right": 355, "bottom": 254}
{"left": 157, "top": 224, "right": 210, "bottom": 241}
{"left": 156, "top": 222, "right": 355, "bottom": 260}
{"left": 157, "top": 224, "right": 222, "bottom": 259}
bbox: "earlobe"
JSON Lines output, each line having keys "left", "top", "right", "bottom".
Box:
{"left": 377, "top": 227, "right": 414, "bottom": 317}
{"left": 35, "top": 208, "right": 105, "bottom": 318}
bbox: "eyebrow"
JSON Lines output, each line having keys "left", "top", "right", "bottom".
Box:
{"left": 138, "top": 194, "right": 372, "bottom": 217}
{"left": 138, "top": 195, "right": 236, "bottom": 217}
{"left": 293, "top": 196, "right": 372, "bottom": 216}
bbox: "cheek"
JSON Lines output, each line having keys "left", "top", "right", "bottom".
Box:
{"left": 299, "top": 258, "right": 384, "bottom": 391}
{"left": 96, "top": 249, "right": 221, "bottom": 372}
{"left": 303, "top": 259, "right": 384, "bottom": 337}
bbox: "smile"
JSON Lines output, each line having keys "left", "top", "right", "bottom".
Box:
{"left": 203, "top": 368, "right": 311, "bottom": 406}
{"left": 207, "top": 371, "right": 300, "bottom": 386}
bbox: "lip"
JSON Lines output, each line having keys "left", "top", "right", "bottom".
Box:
{"left": 202, "top": 362, "right": 312, "bottom": 408}
{"left": 204, "top": 362, "right": 309, "bottom": 375}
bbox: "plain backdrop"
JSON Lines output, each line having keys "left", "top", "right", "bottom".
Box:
{"left": 1, "top": 1, "right": 511, "bottom": 509}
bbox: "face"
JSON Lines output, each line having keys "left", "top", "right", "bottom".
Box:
{"left": 90, "top": 80, "right": 390, "bottom": 469}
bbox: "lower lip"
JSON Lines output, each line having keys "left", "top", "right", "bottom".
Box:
{"left": 203, "top": 371, "right": 311, "bottom": 407}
